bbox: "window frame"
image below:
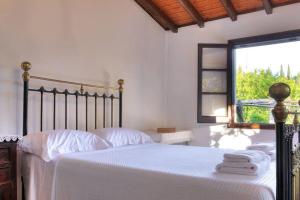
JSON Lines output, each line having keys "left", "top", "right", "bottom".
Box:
{"left": 197, "top": 43, "right": 229, "bottom": 123}
{"left": 227, "top": 29, "right": 300, "bottom": 129}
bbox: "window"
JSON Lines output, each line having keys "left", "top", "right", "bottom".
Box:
{"left": 198, "top": 30, "right": 300, "bottom": 129}
{"left": 234, "top": 41, "right": 300, "bottom": 126}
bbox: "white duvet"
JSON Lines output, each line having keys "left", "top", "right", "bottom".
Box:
{"left": 50, "top": 144, "right": 275, "bottom": 200}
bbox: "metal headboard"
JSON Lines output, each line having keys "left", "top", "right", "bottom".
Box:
{"left": 21, "top": 61, "right": 124, "bottom": 136}
{"left": 269, "top": 83, "right": 300, "bottom": 200}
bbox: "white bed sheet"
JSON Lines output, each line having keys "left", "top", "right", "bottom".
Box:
{"left": 22, "top": 153, "right": 56, "bottom": 200}
{"left": 51, "top": 144, "right": 275, "bottom": 200}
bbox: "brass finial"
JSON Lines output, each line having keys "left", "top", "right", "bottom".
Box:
{"left": 269, "top": 83, "right": 291, "bottom": 123}
{"left": 118, "top": 79, "right": 124, "bottom": 92}
{"left": 21, "top": 61, "right": 31, "bottom": 81}
{"left": 80, "top": 85, "right": 84, "bottom": 94}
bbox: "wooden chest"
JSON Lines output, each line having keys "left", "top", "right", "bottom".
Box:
{"left": 0, "top": 143, "right": 17, "bottom": 200}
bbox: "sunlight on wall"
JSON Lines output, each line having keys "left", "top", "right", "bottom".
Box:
{"left": 208, "top": 126, "right": 264, "bottom": 149}
{"left": 213, "top": 108, "right": 227, "bottom": 116}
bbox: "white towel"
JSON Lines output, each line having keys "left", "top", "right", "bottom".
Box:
{"left": 216, "top": 155, "right": 271, "bottom": 176}
{"left": 247, "top": 143, "right": 276, "bottom": 161}
{"left": 247, "top": 143, "right": 275, "bottom": 152}
{"left": 223, "top": 150, "right": 267, "bottom": 163}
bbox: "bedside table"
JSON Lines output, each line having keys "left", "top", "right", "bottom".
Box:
{"left": 146, "top": 130, "right": 192, "bottom": 145}
{"left": 0, "top": 136, "right": 21, "bottom": 200}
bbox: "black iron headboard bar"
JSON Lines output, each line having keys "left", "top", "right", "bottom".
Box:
{"left": 40, "top": 87, "right": 44, "bottom": 132}
{"left": 75, "top": 92, "right": 79, "bottom": 130}
{"left": 22, "top": 64, "right": 30, "bottom": 136}
{"left": 270, "top": 83, "right": 300, "bottom": 200}
{"left": 269, "top": 83, "right": 290, "bottom": 200}
{"left": 95, "top": 94, "right": 98, "bottom": 129}
{"left": 28, "top": 88, "right": 120, "bottom": 99}
{"left": 287, "top": 130, "right": 293, "bottom": 200}
{"left": 53, "top": 88, "right": 57, "bottom": 130}
{"left": 103, "top": 95, "right": 106, "bottom": 128}
{"left": 21, "top": 61, "right": 124, "bottom": 136}
{"left": 118, "top": 79, "right": 124, "bottom": 128}
{"left": 64, "top": 90, "right": 68, "bottom": 129}
{"left": 85, "top": 92, "right": 88, "bottom": 131}
{"left": 111, "top": 96, "right": 114, "bottom": 127}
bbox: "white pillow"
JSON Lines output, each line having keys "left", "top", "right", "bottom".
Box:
{"left": 19, "top": 130, "right": 110, "bottom": 161}
{"left": 91, "top": 128, "right": 153, "bottom": 147}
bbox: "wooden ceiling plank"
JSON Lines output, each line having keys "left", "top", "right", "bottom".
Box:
{"left": 262, "top": 0, "right": 273, "bottom": 14}
{"left": 178, "top": 0, "right": 204, "bottom": 28}
{"left": 135, "top": 0, "right": 178, "bottom": 33}
{"left": 219, "top": 0, "right": 237, "bottom": 21}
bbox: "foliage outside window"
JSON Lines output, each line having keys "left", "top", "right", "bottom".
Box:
{"left": 235, "top": 41, "right": 300, "bottom": 124}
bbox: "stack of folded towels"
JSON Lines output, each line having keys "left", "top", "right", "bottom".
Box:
{"left": 216, "top": 150, "right": 271, "bottom": 176}
{"left": 246, "top": 143, "right": 276, "bottom": 161}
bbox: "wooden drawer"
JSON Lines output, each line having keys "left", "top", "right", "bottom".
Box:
{"left": 0, "top": 182, "right": 12, "bottom": 200}
{"left": 0, "top": 142, "right": 17, "bottom": 200}
{"left": 0, "top": 149, "right": 9, "bottom": 164}
{"left": 0, "top": 168, "right": 11, "bottom": 183}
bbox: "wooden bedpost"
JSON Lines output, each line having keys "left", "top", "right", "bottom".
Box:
{"left": 269, "top": 82, "right": 290, "bottom": 200}
{"left": 21, "top": 61, "right": 31, "bottom": 136}
{"left": 118, "top": 79, "right": 124, "bottom": 128}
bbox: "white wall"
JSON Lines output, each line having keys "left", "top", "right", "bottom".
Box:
{"left": 1, "top": 0, "right": 300, "bottom": 146}
{"left": 0, "top": 0, "right": 167, "bottom": 136}
{"left": 164, "top": 3, "right": 300, "bottom": 148}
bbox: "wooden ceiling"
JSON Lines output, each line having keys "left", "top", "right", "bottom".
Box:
{"left": 135, "top": 0, "right": 300, "bottom": 32}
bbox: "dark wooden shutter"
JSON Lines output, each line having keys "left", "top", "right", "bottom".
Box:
{"left": 197, "top": 43, "right": 229, "bottom": 123}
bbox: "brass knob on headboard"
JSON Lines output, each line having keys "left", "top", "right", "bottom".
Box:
{"left": 118, "top": 79, "right": 124, "bottom": 92}
{"left": 21, "top": 61, "right": 32, "bottom": 81}
{"left": 269, "top": 82, "right": 291, "bottom": 102}
{"left": 269, "top": 83, "right": 291, "bottom": 123}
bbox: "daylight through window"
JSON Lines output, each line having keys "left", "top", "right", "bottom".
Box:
{"left": 234, "top": 41, "right": 300, "bottom": 124}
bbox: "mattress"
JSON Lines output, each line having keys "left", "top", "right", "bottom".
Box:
{"left": 51, "top": 144, "right": 275, "bottom": 200}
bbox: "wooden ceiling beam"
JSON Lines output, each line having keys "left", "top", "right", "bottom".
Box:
{"left": 219, "top": 0, "right": 237, "bottom": 21}
{"left": 262, "top": 0, "right": 273, "bottom": 14}
{"left": 135, "top": 0, "right": 178, "bottom": 33}
{"left": 178, "top": 0, "right": 204, "bottom": 28}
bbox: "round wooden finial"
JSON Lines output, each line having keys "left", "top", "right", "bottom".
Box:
{"left": 118, "top": 79, "right": 124, "bottom": 92}
{"left": 21, "top": 61, "right": 32, "bottom": 81}
{"left": 269, "top": 82, "right": 290, "bottom": 102}
{"left": 269, "top": 83, "right": 290, "bottom": 123}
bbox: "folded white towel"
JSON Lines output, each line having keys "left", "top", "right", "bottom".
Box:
{"left": 247, "top": 143, "right": 276, "bottom": 161}
{"left": 216, "top": 155, "right": 271, "bottom": 176}
{"left": 223, "top": 150, "right": 267, "bottom": 163}
{"left": 219, "top": 161, "right": 258, "bottom": 171}
{"left": 247, "top": 143, "right": 275, "bottom": 152}
{"left": 219, "top": 156, "right": 271, "bottom": 171}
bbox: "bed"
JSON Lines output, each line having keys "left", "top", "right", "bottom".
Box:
{"left": 19, "top": 62, "right": 300, "bottom": 200}
{"left": 22, "top": 144, "right": 276, "bottom": 200}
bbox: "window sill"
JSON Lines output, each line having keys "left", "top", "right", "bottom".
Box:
{"left": 228, "top": 123, "right": 275, "bottom": 130}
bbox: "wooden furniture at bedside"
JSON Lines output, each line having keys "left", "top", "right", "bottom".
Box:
{"left": 0, "top": 142, "right": 17, "bottom": 200}
{"left": 146, "top": 130, "right": 192, "bottom": 145}
{"left": 157, "top": 128, "right": 176, "bottom": 133}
